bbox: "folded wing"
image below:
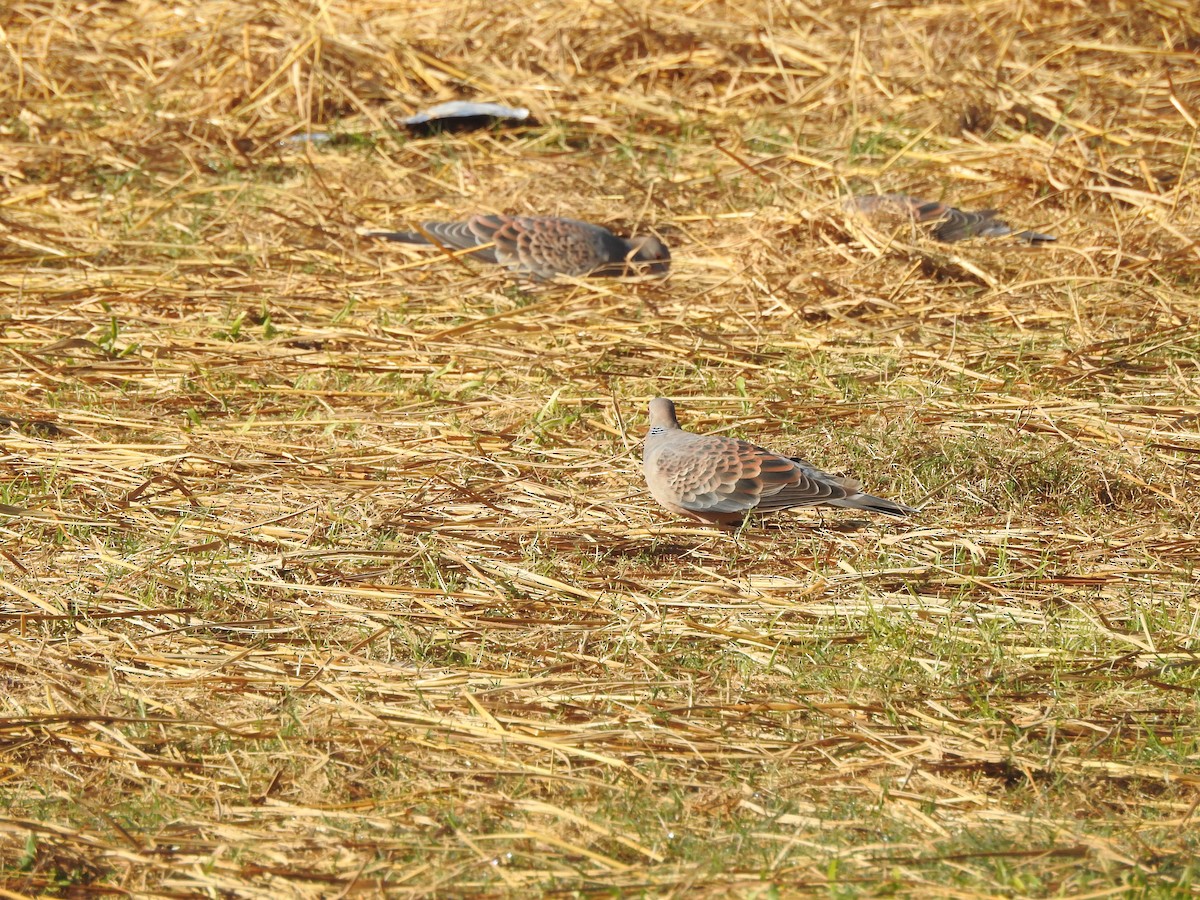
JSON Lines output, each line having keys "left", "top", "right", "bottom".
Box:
{"left": 674, "top": 438, "right": 853, "bottom": 516}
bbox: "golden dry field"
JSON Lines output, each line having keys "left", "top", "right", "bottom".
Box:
{"left": 2, "top": 0, "right": 1199, "bottom": 896}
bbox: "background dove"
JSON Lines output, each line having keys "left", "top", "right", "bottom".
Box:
{"left": 642, "top": 398, "right": 917, "bottom": 527}
{"left": 399, "top": 101, "right": 532, "bottom": 135}
{"left": 364, "top": 214, "right": 670, "bottom": 279}
{"left": 848, "top": 193, "right": 1056, "bottom": 243}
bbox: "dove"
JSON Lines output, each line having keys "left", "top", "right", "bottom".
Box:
{"left": 642, "top": 398, "right": 917, "bottom": 527}
{"left": 363, "top": 214, "right": 670, "bottom": 279}
{"left": 847, "top": 194, "right": 1056, "bottom": 244}
{"left": 399, "top": 101, "right": 532, "bottom": 135}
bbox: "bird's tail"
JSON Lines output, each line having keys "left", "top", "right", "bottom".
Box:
{"left": 831, "top": 492, "right": 919, "bottom": 518}
{"left": 1012, "top": 229, "right": 1057, "bottom": 244}
{"left": 360, "top": 229, "right": 429, "bottom": 244}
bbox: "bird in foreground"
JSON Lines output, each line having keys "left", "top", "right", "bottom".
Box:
{"left": 847, "top": 193, "right": 1056, "bottom": 244}
{"left": 363, "top": 214, "right": 670, "bottom": 279}
{"left": 642, "top": 398, "right": 918, "bottom": 527}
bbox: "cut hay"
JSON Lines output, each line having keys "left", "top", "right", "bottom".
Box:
{"left": 1, "top": 0, "right": 1199, "bottom": 895}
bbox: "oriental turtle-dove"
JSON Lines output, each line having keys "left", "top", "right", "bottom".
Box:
{"left": 642, "top": 398, "right": 917, "bottom": 527}
{"left": 364, "top": 214, "right": 670, "bottom": 279}
{"left": 847, "top": 194, "right": 1055, "bottom": 244}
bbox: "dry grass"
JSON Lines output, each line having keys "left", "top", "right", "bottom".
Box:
{"left": 2, "top": 0, "right": 1200, "bottom": 896}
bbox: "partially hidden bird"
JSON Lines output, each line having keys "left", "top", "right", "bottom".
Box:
{"left": 363, "top": 214, "right": 670, "bottom": 279}
{"left": 642, "top": 398, "right": 917, "bottom": 527}
{"left": 847, "top": 194, "right": 1055, "bottom": 244}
